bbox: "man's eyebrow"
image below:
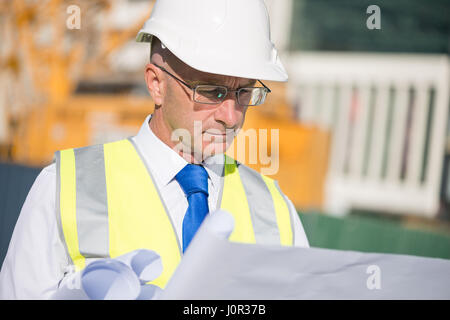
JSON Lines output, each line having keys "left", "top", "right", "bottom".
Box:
{"left": 189, "top": 79, "right": 257, "bottom": 88}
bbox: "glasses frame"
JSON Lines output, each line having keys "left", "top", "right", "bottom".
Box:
{"left": 151, "top": 62, "right": 271, "bottom": 106}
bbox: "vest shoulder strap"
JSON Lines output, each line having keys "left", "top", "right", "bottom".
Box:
{"left": 222, "top": 155, "right": 295, "bottom": 246}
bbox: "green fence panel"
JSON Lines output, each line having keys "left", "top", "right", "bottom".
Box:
{"left": 299, "top": 212, "right": 450, "bottom": 259}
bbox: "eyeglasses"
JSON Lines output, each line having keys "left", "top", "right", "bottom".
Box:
{"left": 152, "top": 62, "right": 271, "bottom": 106}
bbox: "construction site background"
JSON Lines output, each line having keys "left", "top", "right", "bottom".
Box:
{"left": 1, "top": 0, "right": 449, "bottom": 266}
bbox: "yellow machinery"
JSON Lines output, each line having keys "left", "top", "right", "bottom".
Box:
{"left": 0, "top": 0, "right": 330, "bottom": 210}
{"left": 0, "top": 0, "right": 154, "bottom": 161}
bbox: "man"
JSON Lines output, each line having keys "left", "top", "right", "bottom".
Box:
{"left": 0, "top": 0, "right": 309, "bottom": 299}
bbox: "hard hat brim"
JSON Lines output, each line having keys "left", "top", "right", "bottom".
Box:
{"left": 137, "top": 31, "right": 289, "bottom": 82}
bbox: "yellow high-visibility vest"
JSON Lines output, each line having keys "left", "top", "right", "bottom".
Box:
{"left": 55, "top": 138, "right": 294, "bottom": 288}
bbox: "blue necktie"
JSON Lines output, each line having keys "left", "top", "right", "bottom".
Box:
{"left": 175, "top": 164, "right": 209, "bottom": 252}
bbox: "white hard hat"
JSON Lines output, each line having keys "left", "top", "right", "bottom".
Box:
{"left": 136, "top": 0, "right": 288, "bottom": 82}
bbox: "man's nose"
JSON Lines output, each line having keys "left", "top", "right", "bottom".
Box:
{"left": 214, "top": 95, "right": 241, "bottom": 128}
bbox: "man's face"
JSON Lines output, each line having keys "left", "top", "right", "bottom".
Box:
{"left": 151, "top": 57, "right": 256, "bottom": 162}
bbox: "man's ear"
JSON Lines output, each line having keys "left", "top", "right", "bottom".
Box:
{"left": 145, "top": 63, "right": 165, "bottom": 106}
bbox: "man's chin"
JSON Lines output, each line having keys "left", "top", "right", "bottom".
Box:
{"left": 178, "top": 141, "right": 232, "bottom": 163}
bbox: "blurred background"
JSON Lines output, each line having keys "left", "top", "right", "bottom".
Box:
{"left": 1, "top": 0, "right": 449, "bottom": 267}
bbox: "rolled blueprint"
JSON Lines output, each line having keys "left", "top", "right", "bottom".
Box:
{"left": 114, "top": 249, "right": 163, "bottom": 284}
{"left": 51, "top": 259, "right": 141, "bottom": 300}
{"left": 137, "top": 284, "right": 163, "bottom": 300}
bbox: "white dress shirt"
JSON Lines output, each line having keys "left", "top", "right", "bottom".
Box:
{"left": 0, "top": 114, "right": 309, "bottom": 299}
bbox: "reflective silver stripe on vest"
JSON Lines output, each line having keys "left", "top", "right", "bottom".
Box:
{"left": 274, "top": 180, "right": 295, "bottom": 245}
{"left": 74, "top": 145, "right": 110, "bottom": 259}
{"left": 237, "top": 163, "right": 281, "bottom": 245}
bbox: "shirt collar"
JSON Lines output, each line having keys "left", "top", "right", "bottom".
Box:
{"left": 133, "top": 114, "right": 224, "bottom": 188}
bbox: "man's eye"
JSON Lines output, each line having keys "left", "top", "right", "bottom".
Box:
{"left": 200, "top": 87, "right": 226, "bottom": 99}
{"left": 214, "top": 90, "right": 225, "bottom": 98}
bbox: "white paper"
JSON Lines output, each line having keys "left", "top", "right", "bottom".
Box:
{"left": 161, "top": 210, "right": 450, "bottom": 300}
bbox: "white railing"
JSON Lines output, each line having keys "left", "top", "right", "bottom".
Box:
{"left": 287, "top": 52, "right": 450, "bottom": 218}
